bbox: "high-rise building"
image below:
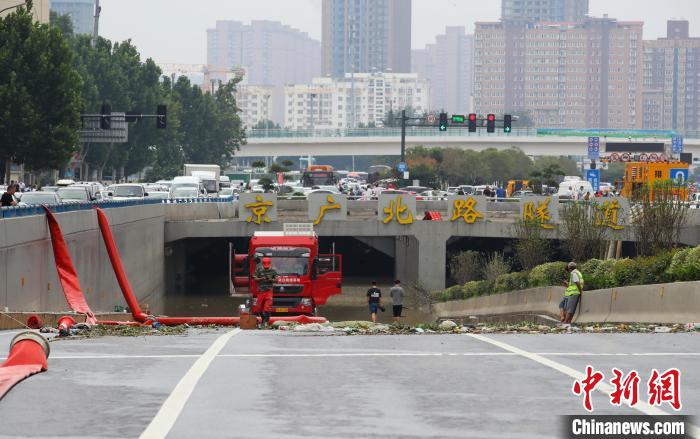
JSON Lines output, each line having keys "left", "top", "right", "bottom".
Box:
{"left": 49, "top": 0, "right": 95, "bottom": 35}
{"left": 474, "top": 18, "right": 643, "bottom": 129}
{"left": 0, "top": 0, "right": 49, "bottom": 22}
{"left": 642, "top": 20, "right": 700, "bottom": 133}
{"left": 322, "top": 0, "right": 411, "bottom": 77}
{"left": 206, "top": 20, "right": 321, "bottom": 124}
{"left": 412, "top": 26, "right": 474, "bottom": 114}
{"left": 284, "top": 72, "right": 429, "bottom": 130}
{"left": 501, "top": 0, "right": 588, "bottom": 22}
{"left": 236, "top": 85, "right": 276, "bottom": 130}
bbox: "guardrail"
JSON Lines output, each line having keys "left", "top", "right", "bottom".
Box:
{"left": 0, "top": 198, "right": 164, "bottom": 218}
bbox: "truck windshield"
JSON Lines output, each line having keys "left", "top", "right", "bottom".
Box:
{"left": 255, "top": 247, "right": 310, "bottom": 276}
{"left": 302, "top": 171, "right": 337, "bottom": 188}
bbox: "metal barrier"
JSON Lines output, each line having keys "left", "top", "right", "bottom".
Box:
{"left": 0, "top": 198, "right": 164, "bottom": 219}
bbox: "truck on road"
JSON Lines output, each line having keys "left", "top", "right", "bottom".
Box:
{"left": 184, "top": 164, "right": 220, "bottom": 195}
{"left": 230, "top": 224, "right": 342, "bottom": 316}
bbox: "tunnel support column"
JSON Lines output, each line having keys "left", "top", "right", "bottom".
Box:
{"left": 394, "top": 225, "right": 449, "bottom": 292}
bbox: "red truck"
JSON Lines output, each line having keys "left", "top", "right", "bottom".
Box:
{"left": 230, "top": 225, "right": 342, "bottom": 316}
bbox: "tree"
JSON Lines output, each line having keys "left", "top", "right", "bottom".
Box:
{"left": 560, "top": 202, "right": 609, "bottom": 261}
{"left": 257, "top": 177, "right": 274, "bottom": 192}
{"left": 0, "top": 2, "right": 82, "bottom": 182}
{"left": 251, "top": 160, "right": 266, "bottom": 169}
{"left": 253, "top": 119, "right": 279, "bottom": 129}
{"left": 268, "top": 163, "right": 288, "bottom": 173}
{"left": 449, "top": 250, "right": 483, "bottom": 284}
{"left": 49, "top": 11, "right": 73, "bottom": 38}
{"left": 281, "top": 160, "right": 294, "bottom": 168}
{"left": 532, "top": 156, "right": 576, "bottom": 187}
{"left": 633, "top": 181, "right": 690, "bottom": 256}
{"left": 512, "top": 220, "right": 552, "bottom": 270}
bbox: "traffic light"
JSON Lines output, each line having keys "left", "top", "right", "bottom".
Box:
{"left": 439, "top": 112, "right": 448, "bottom": 132}
{"left": 503, "top": 114, "right": 512, "bottom": 133}
{"left": 486, "top": 114, "right": 495, "bottom": 133}
{"left": 468, "top": 113, "right": 477, "bottom": 132}
{"left": 100, "top": 103, "right": 111, "bottom": 130}
{"left": 156, "top": 105, "right": 167, "bottom": 129}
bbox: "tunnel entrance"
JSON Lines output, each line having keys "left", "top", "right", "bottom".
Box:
{"left": 165, "top": 236, "right": 398, "bottom": 317}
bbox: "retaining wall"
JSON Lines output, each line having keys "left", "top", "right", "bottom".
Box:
{"left": 0, "top": 205, "right": 166, "bottom": 314}
{"left": 432, "top": 281, "right": 700, "bottom": 324}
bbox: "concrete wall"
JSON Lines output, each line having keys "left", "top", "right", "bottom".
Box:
{"left": 432, "top": 281, "right": 700, "bottom": 324}
{"left": 0, "top": 205, "right": 166, "bottom": 314}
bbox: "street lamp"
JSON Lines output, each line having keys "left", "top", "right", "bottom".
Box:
{"left": 0, "top": 1, "right": 27, "bottom": 15}
{"left": 264, "top": 94, "right": 271, "bottom": 138}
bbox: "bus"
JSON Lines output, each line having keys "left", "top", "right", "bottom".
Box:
{"left": 301, "top": 165, "right": 338, "bottom": 188}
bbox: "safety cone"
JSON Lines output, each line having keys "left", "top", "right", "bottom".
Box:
{"left": 57, "top": 315, "right": 76, "bottom": 336}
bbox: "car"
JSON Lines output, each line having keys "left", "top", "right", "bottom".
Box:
{"left": 56, "top": 179, "right": 75, "bottom": 187}
{"left": 17, "top": 191, "right": 61, "bottom": 206}
{"left": 447, "top": 187, "right": 460, "bottom": 194}
{"left": 42, "top": 186, "right": 58, "bottom": 192}
{"left": 71, "top": 183, "right": 102, "bottom": 201}
{"left": 56, "top": 186, "right": 92, "bottom": 202}
{"left": 380, "top": 189, "right": 411, "bottom": 195}
{"left": 146, "top": 191, "right": 170, "bottom": 200}
{"left": 170, "top": 186, "right": 200, "bottom": 199}
{"left": 418, "top": 190, "right": 448, "bottom": 200}
{"left": 217, "top": 188, "right": 235, "bottom": 200}
{"left": 108, "top": 184, "right": 147, "bottom": 200}
{"left": 311, "top": 185, "right": 340, "bottom": 193}
{"left": 400, "top": 186, "right": 429, "bottom": 194}
{"left": 458, "top": 185, "right": 475, "bottom": 195}
{"left": 511, "top": 190, "right": 535, "bottom": 198}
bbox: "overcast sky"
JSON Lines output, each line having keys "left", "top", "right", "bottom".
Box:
{"left": 99, "top": 0, "right": 699, "bottom": 65}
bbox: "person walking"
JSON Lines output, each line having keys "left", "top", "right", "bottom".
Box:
{"left": 389, "top": 280, "right": 405, "bottom": 324}
{"left": 253, "top": 257, "right": 277, "bottom": 327}
{"left": 559, "top": 262, "right": 584, "bottom": 325}
{"left": 366, "top": 281, "right": 382, "bottom": 323}
{"left": 1, "top": 184, "right": 18, "bottom": 207}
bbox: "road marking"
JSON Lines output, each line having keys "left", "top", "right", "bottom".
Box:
{"left": 467, "top": 334, "right": 700, "bottom": 438}
{"left": 139, "top": 328, "right": 241, "bottom": 439}
{"left": 2, "top": 352, "right": 700, "bottom": 361}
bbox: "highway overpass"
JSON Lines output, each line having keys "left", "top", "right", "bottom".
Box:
{"left": 240, "top": 128, "right": 700, "bottom": 158}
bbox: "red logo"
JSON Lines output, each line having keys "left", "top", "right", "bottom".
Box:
{"left": 648, "top": 368, "right": 682, "bottom": 411}
{"left": 610, "top": 368, "right": 640, "bottom": 407}
{"left": 572, "top": 365, "right": 605, "bottom": 412}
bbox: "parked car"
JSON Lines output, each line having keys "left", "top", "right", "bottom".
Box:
{"left": 146, "top": 191, "right": 170, "bottom": 200}
{"left": 17, "top": 191, "right": 61, "bottom": 206}
{"left": 56, "top": 186, "right": 92, "bottom": 202}
{"left": 71, "top": 183, "right": 103, "bottom": 201}
{"left": 217, "top": 188, "right": 235, "bottom": 200}
{"left": 42, "top": 186, "right": 58, "bottom": 192}
{"left": 108, "top": 184, "right": 147, "bottom": 200}
{"left": 170, "top": 186, "right": 200, "bottom": 199}
{"left": 418, "top": 190, "right": 449, "bottom": 200}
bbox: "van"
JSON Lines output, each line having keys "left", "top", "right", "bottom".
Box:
{"left": 171, "top": 176, "right": 205, "bottom": 197}
{"left": 557, "top": 180, "right": 593, "bottom": 199}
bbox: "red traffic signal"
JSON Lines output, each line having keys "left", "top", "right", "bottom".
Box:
{"left": 486, "top": 114, "right": 495, "bottom": 133}
{"left": 468, "top": 113, "right": 477, "bottom": 132}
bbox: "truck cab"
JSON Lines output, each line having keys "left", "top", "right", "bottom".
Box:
{"left": 231, "top": 224, "right": 342, "bottom": 316}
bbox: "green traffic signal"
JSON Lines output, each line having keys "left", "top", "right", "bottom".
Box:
{"left": 439, "top": 112, "right": 448, "bottom": 132}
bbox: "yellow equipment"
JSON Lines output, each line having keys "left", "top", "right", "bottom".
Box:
{"left": 506, "top": 180, "right": 530, "bottom": 197}
{"left": 620, "top": 161, "right": 689, "bottom": 199}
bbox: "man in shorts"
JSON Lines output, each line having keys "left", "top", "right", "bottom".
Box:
{"left": 366, "top": 281, "right": 382, "bottom": 323}
{"left": 389, "top": 279, "right": 405, "bottom": 324}
{"left": 560, "top": 262, "right": 583, "bottom": 324}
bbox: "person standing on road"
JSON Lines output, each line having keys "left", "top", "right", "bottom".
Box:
{"left": 389, "top": 280, "right": 405, "bottom": 325}
{"left": 367, "top": 281, "right": 382, "bottom": 323}
{"left": 1, "top": 184, "right": 17, "bottom": 207}
{"left": 559, "top": 262, "right": 584, "bottom": 325}
{"left": 253, "top": 257, "right": 277, "bottom": 327}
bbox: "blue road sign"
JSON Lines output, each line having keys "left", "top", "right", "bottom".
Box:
{"left": 672, "top": 136, "right": 684, "bottom": 154}
{"left": 587, "top": 137, "right": 600, "bottom": 159}
{"left": 396, "top": 162, "right": 408, "bottom": 173}
{"left": 670, "top": 168, "right": 689, "bottom": 185}
{"left": 586, "top": 169, "right": 601, "bottom": 192}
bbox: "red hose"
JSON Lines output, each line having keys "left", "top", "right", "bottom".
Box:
{"left": 94, "top": 208, "right": 149, "bottom": 323}
{"left": 42, "top": 207, "right": 97, "bottom": 325}
{"left": 0, "top": 332, "right": 50, "bottom": 400}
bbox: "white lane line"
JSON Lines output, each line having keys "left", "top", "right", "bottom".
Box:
{"left": 467, "top": 334, "right": 700, "bottom": 438}
{"left": 139, "top": 328, "right": 241, "bottom": 439}
{"left": 2, "top": 352, "right": 700, "bottom": 361}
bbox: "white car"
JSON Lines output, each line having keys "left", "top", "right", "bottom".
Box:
{"left": 108, "top": 184, "right": 147, "bottom": 200}
{"left": 418, "top": 190, "right": 449, "bottom": 200}
{"left": 146, "top": 191, "right": 170, "bottom": 200}
{"left": 56, "top": 186, "right": 91, "bottom": 202}
{"left": 170, "top": 187, "right": 200, "bottom": 199}
{"left": 17, "top": 191, "right": 61, "bottom": 206}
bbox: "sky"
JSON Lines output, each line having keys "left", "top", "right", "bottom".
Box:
{"left": 99, "top": 0, "right": 700, "bottom": 65}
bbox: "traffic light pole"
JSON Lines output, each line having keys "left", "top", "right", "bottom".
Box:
{"left": 400, "top": 110, "right": 407, "bottom": 163}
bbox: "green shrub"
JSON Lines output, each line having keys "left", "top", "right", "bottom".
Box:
{"left": 494, "top": 271, "right": 531, "bottom": 293}
{"left": 635, "top": 252, "right": 674, "bottom": 285}
{"left": 444, "top": 285, "right": 465, "bottom": 301}
{"left": 463, "top": 280, "right": 495, "bottom": 298}
{"left": 529, "top": 262, "right": 568, "bottom": 287}
{"left": 664, "top": 247, "right": 700, "bottom": 282}
{"left": 580, "top": 259, "right": 602, "bottom": 276}
{"left": 586, "top": 259, "right": 617, "bottom": 290}
{"left": 611, "top": 258, "right": 642, "bottom": 287}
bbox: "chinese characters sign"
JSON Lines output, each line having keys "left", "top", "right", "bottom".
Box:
{"left": 519, "top": 196, "right": 558, "bottom": 229}
{"left": 378, "top": 194, "right": 415, "bottom": 225}
{"left": 238, "top": 193, "right": 277, "bottom": 224}
{"left": 592, "top": 197, "right": 629, "bottom": 231}
{"left": 308, "top": 193, "right": 347, "bottom": 225}
{"left": 448, "top": 195, "right": 486, "bottom": 224}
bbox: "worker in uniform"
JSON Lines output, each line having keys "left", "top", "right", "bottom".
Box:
{"left": 254, "top": 257, "right": 277, "bottom": 327}
{"left": 560, "top": 262, "right": 584, "bottom": 325}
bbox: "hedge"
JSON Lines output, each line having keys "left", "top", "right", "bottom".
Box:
{"left": 435, "top": 245, "right": 700, "bottom": 303}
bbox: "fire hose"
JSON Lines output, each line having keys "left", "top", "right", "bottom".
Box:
{"left": 0, "top": 332, "right": 50, "bottom": 400}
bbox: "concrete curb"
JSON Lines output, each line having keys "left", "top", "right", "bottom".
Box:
{"left": 432, "top": 281, "right": 700, "bottom": 324}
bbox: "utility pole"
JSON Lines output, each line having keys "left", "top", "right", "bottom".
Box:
{"left": 92, "top": 0, "right": 101, "bottom": 47}
{"left": 400, "top": 109, "right": 407, "bottom": 163}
